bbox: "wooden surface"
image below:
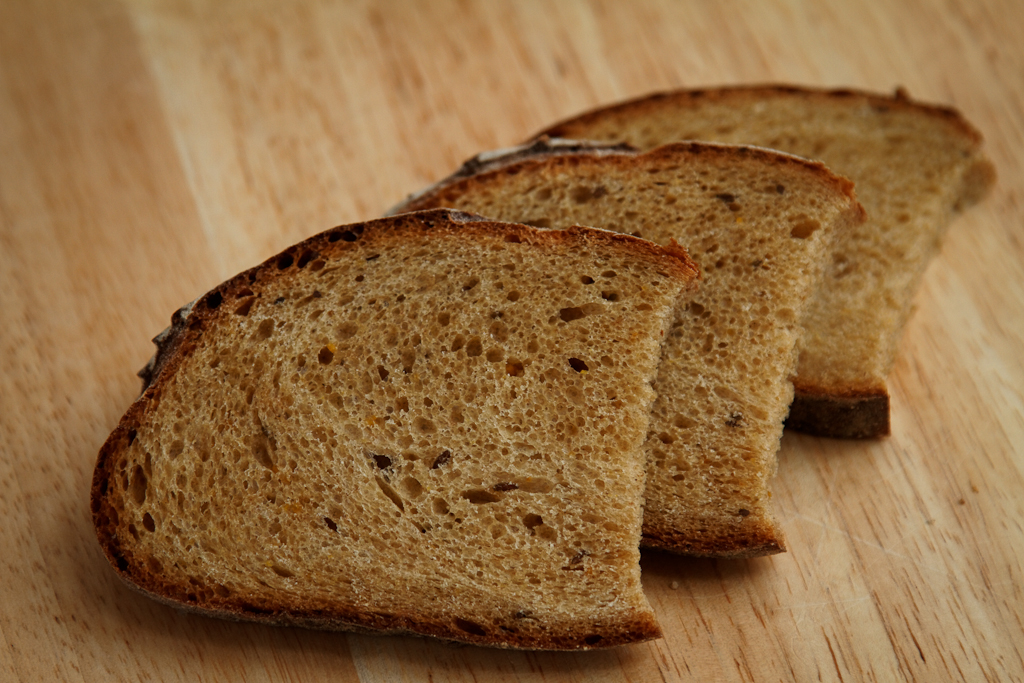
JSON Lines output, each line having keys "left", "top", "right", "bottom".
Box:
{"left": 1, "top": 0, "right": 1022, "bottom": 680}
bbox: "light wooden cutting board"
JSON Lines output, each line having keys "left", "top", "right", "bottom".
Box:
{"left": 1, "top": 1, "right": 1022, "bottom": 681}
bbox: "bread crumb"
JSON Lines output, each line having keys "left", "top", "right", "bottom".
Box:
{"left": 670, "top": 581, "right": 679, "bottom": 590}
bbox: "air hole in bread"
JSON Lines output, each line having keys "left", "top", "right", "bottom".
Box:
{"left": 600, "top": 291, "right": 619, "bottom": 302}
{"left": 790, "top": 216, "right": 820, "bottom": 239}
{"left": 601, "top": 270, "right": 616, "bottom": 278}
{"left": 437, "top": 312, "right": 450, "bottom": 326}
{"left": 323, "top": 517, "right": 338, "bottom": 531}
{"left": 431, "top": 450, "right": 451, "bottom": 469}
{"left": 568, "top": 358, "right": 589, "bottom": 373}
{"left": 523, "top": 513, "right": 543, "bottom": 530}
{"left": 505, "top": 360, "right": 524, "bottom": 377}
{"left": 486, "top": 348, "right": 504, "bottom": 363}
{"left": 235, "top": 298, "right": 255, "bottom": 316}
{"left": 375, "top": 477, "right": 405, "bottom": 512}
{"left": 462, "top": 277, "right": 480, "bottom": 291}
{"left": 205, "top": 291, "right": 223, "bottom": 310}
{"left": 256, "top": 319, "right": 275, "bottom": 341}
{"left": 401, "top": 476, "right": 424, "bottom": 498}
{"left": 413, "top": 417, "right": 436, "bottom": 434}
{"left": 338, "top": 322, "right": 359, "bottom": 340}
{"left": 454, "top": 618, "right": 487, "bottom": 636}
{"left": 570, "top": 185, "right": 606, "bottom": 204}
{"left": 673, "top": 415, "right": 696, "bottom": 429}
{"left": 277, "top": 254, "right": 294, "bottom": 269}
{"left": 506, "top": 290, "right": 521, "bottom": 302}
{"left": 373, "top": 454, "right": 392, "bottom": 469}
{"left": 400, "top": 348, "right": 416, "bottom": 373}
{"left": 142, "top": 512, "right": 155, "bottom": 532}
{"left": 465, "top": 337, "right": 483, "bottom": 357}
{"left": 252, "top": 436, "right": 274, "bottom": 470}
{"left": 559, "top": 303, "right": 605, "bottom": 322}
{"left": 517, "top": 477, "right": 554, "bottom": 494}
{"left": 130, "top": 465, "right": 147, "bottom": 505}
{"left": 504, "top": 233, "right": 521, "bottom": 244}
{"left": 377, "top": 366, "right": 389, "bottom": 382}
{"left": 489, "top": 320, "right": 509, "bottom": 342}
{"left": 297, "top": 249, "right": 318, "bottom": 269}
{"left": 270, "top": 563, "right": 295, "bottom": 578}
{"left": 580, "top": 276, "right": 594, "bottom": 284}
{"left": 318, "top": 346, "right": 335, "bottom": 364}
{"left": 584, "top": 634, "right": 604, "bottom": 646}
{"left": 461, "top": 489, "right": 501, "bottom": 504}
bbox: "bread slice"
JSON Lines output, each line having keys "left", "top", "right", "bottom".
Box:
{"left": 91, "top": 209, "right": 701, "bottom": 649}
{"left": 391, "top": 143, "right": 866, "bottom": 556}
{"left": 535, "top": 85, "right": 996, "bottom": 438}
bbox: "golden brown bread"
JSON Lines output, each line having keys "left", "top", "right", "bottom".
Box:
{"left": 535, "top": 85, "right": 996, "bottom": 438}
{"left": 391, "top": 143, "right": 866, "bottom": 556}
{"left": 91, "top": 209, "right": 702, "bottom": 649}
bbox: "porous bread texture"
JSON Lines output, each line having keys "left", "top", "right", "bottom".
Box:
{"left": 92, "top": 210, "right": 700, "bottom": 650}
{"left": 392, "top": 144, "right": 866, "bottom": 556}
{"left": 536, "top": 85, "right": 996, "bottom": 438}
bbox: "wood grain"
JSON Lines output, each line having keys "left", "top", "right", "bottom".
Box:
{"left": 1, "top": 0, "right": 1021, "bottom": 680}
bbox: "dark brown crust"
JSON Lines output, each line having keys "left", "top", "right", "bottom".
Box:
{"left": 535, "top": 84, "right": 987, "bottom": 149}
{"left": 391, "top": 139, "right": 863, "bottom": 219}
{"left": 93, "top": 208, "right": 693, "bottom": 650}
{"left": 787, "top": 384, "right": 891, "bottom": 439}
{"left": 642, "top": 523, "right": 785, "bottom": 559}
{"left": 106, "top": 562, "right": 662, "bottom": 650}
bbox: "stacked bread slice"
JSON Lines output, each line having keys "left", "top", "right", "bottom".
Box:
{"left": 92, "top": 210, "right": 699, "bottom": 649}
{"left": 93, "top": 86, "right": 992, "bottom": 649}
{"left": 536, "top": 86, "right": 995, "bottom": 437}
{"left": 392, "top": 141, "right": 866, "bottom": 556}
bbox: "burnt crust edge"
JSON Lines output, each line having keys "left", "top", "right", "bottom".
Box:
{"left": 786, "top": 384, "right": 891, "bottom": 439}
{"left": 641, "top": 521, "right": 786, "bottom": 558}
{"left": 386, "top": 138, "right": 636, "bottom": 216}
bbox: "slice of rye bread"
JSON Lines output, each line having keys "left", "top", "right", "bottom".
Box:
{"left": 390, "top": 143, "right": 866, "bottom": 556}
{"left": 91, "top": 209, "right": 701, "bottom": 650}
{"left": 534, "top": 85, "right": 996, "bottom": 438}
